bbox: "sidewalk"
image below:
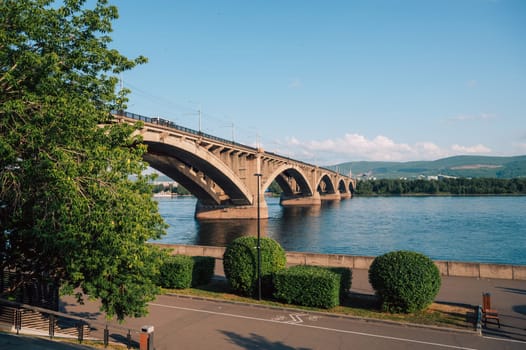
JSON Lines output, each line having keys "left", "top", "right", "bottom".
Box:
{"left": 351, "top": 268, "right": 526, "bottom": 342}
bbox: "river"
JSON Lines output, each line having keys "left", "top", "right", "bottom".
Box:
{"left": 154, "top": 195, "right": 526, "bottom": 265}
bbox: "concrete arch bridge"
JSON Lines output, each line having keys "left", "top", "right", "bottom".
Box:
{"left": 114, "top": 111, "right": 355, "bottom": 219}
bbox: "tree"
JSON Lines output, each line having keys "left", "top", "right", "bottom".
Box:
{"left": 0, "top": 0, "right": 167, "bottom": 321}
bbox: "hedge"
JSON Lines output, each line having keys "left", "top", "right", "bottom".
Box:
{"left": 328, "top": 267, "right": 352, "bottom": 300}
{"left": 191, "top": 256, "right": 215, "bottom": 287}
{"left": 368, "top": 250, "right": 441, "bottom": 313}
{"left": 223, "top": 236, "right": 286, "bottom": 297}
{"left": 159, "top": 255, "right": 215, "bottom": 289}
{"left": 159, "top": 255, "right": 193, "bottom": 289}
{"left": 274, "top": 265, "right": 340, "bottom": 309}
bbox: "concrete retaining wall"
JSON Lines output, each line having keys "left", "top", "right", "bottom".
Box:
{"left": 152, "top": 243, "right": 526, "bottom": 281}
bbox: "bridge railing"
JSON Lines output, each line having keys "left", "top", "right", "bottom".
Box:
{"left": 113, "top": 110, "right": 259, "bottom": 153}
{"left": 113, "top": 111, "right": 351, "bottom": 179}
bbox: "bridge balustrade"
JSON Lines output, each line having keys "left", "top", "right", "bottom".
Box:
{"left": 114, "top": 110, "right": 349, "bottom": 177}
{"left": 113, "top": 110, "right": 259, "bottom": 152}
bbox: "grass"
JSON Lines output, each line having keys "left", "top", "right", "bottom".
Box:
{"left": 162, "top": 278, "right": 475, "bottom": 330}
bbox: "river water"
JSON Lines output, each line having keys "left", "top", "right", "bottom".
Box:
{"left": 154, "top": 196, "right": 526, "bottom": 265}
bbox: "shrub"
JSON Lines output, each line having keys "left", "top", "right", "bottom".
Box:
{"left": 191, "top": 256, "right": 215, "bottom": 287}
{"left": 159, "top": 255, "right": 193, "bottom": 289}
{"left": 368, "top": 250, "right": 441, "bottom": 313}
{"left": 328, "top": 267, "right": 352, "bottom": 300}
{"left": 223, "top": 236, "right": 286, "bottom": 296}
{"left": 274, "top": 265, "right": 340, "bottom": 309}
{"left": 158, "top": 255, "right": 216, "bottom": 289}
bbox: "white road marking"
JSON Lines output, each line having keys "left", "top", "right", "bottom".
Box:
{"left": 285, "top": 313, "right": 307, "bottom": 324}
{"left": 483, "top": 336, "right": 526, "bottom": 345}
{"left": 148, "top": 302, "right": 478, "bottom": 349}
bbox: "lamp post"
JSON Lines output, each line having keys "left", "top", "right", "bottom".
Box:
{"left": 254, "top": 173, "right": 262, "bottom": 300}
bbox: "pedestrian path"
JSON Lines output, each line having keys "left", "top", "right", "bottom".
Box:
{"left": 351, "top": 268, "right": 526, "bottom": 342}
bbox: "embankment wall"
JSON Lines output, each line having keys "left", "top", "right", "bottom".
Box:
{"left": 152, "top": 243, "right": 526, "bottom": 281}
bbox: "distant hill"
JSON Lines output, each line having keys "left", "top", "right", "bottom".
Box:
{"left": 330, "top": 155, "right": 526, "bottom": 179}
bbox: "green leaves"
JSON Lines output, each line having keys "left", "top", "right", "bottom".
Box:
{"left": 1, "top": 0, "right": 166, "bottom": 321}
{"left": 369, "top": 251, "right": 441, "bottom": 313}
{"left": 223, "top": 236, "right": 286, "bottom": 297}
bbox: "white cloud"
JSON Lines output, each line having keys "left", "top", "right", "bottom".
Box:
{"left": 451, "top": 144, "right": 491, "bottom": 154}
{"left": 269, "top": 133, "right": 493, "bottom": 163}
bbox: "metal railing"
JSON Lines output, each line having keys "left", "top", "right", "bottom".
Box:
{"left": 112, "top": 110, "right": 352, "bottom": 179}
{"left": 0, "top": 298, "right": 141, "bottom": 348}
{"left": 113, "top": 110, "right": 259, "bottom": 152}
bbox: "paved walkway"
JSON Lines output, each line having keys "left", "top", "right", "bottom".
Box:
{"left": 352, "top": 269, "right": 526, "bottom": 342}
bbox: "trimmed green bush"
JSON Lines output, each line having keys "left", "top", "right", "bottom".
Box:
{"left": 274, "top": 265, "right": 340, "bottom": 309}
{"left": 191, "top": 256, "right": 215, "bottom": 287}
{"left": 159, "top": 255, "right": 216, "bottom": 289}
{"left": 328, "top": 267, "right": 352, "bottom": 300}
{"left": 368, "top": 250, "right": 441, "bottom": 313}
{"left": 223, "top": 236, "right": 286, "bottom": 296}
{"left": 159, "top": 255, "right": 193, "bottom": 289}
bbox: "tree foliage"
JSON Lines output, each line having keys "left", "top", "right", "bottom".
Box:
{"left": 0, "top": 0, "right": 167, "bottom": 321}
{"left": 355, "top": 178, "right": 526, "bottom": 196}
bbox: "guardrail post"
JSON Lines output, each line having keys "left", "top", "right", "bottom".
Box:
{"left": 475, "top": 305, "right": 482, "bottom": 335}
{"left": 77, "top": 321, "right": 84, "bottom": 343}
{"left": 104, "top": 324, "right": 109, "bottom": 348}
{"left": 15, "top": 308, "right": 21, "bottom": 335}
{"left": 127, "top": 329, "right": 132, "bottom": 349}
{"left": 49, "top": 314, "right": 55, "bottom": 338}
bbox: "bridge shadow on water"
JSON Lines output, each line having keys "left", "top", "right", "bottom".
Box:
{"left": 195, "top": 219, "right": 268, "bottom": 246}
{"left": 219, "top": 330, "right": 312, "bottom": 350}
{"left": 193, "top": 200, "right": 341, "bottom": 247}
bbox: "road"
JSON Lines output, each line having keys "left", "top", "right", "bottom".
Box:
{"left": 60, "top": 293, "right": 524, "bottom": 350}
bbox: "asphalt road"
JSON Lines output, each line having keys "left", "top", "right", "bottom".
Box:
{"left": 97, "top": 294, "right": 524, "bottom": 350}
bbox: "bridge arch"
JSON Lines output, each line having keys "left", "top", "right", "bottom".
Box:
{"left": 316, "top": 173, "right": 337, "bottom": 195}
{"left": 262, "top": 164, "right": 315, "bottom": 197}
{"left": 139, "top": 130, "right": 252, "bottom": 206}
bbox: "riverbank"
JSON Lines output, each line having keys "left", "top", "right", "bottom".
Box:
{"left": 153, "top": 243, "right": 526, "bottom": 281}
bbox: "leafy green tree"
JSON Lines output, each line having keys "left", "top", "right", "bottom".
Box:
{"left": 0, "top": 0, "right": 167, "bottom": 320}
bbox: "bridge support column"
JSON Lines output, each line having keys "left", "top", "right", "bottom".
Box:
{"left": 320, "top": 192, "right": 342, "bottom": 201}
{"left": 340, "top": 192, "right": 352, "bottom": 199}
{"left": 280, "top": 192, "right": 321, "bottom": 206}
{"left": 195, "top": 200, "right": 269, "bottom": 220}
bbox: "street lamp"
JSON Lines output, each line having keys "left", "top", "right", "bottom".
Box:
{"left": 254, "top": 173, "right": 262, "bottom": 300}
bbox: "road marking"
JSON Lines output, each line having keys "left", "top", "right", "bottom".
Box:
{"left": 149, "top": 302, "right": 478, "bottom": 349}
{"left": 483, "top": 335, "right": 526, "bottom": 345}
{"left": 285, "top": 313, "right": 307, "bottom": 324}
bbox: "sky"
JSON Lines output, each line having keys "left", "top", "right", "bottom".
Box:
{"left": 109, "top": 0, "right": 526, "bottom": 165}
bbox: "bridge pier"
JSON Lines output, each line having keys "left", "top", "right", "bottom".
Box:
{"left": 340, "top": 192, "right": 352, "bottom": 199}
{"left": 195, "top": 200, "right": 269, "bottom": 220}
{"left": 320, "top": 192, "right": 342, "bottom": 201}
{"left": 280, "top": 193, "right": 322, "bottom": 206}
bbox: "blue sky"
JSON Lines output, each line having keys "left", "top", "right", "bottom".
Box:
{"left": 110, "top": 0, "right": 525, "bottom": 165}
